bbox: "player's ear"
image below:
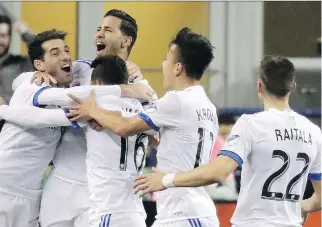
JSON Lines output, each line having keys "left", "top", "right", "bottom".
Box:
{"left": 34, "top": 60, "right": 45, "bottom": 72}
{"left": 90, "top": 79, "right": 101, "bottom": 85}
{"left": 121, "top": 36, "right": 132, "bottom": 49}
{"left": 174, "top": 63, "right": 183, "bottom": 77}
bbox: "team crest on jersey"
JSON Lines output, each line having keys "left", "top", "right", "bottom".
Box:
{"left": 227, "top": 134, "right": 240, "bottom": 146}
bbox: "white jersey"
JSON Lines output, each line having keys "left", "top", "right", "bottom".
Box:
{"left": 138, "top": 85, "right": 219, "bottom": 222}
{"left": 0, "top": 79, "right": 63, "bottom": 199}
{"left": 219, "top": 109, "right": 322, "bottom": 227}
{"left": 86, "top": 96, "right": 148, "bottom": 220}
{"left": 52, "top": 60, "right": 157, "bottom": 184}
{"left": 51, "top": 60, "right": 92, "bottom": 183}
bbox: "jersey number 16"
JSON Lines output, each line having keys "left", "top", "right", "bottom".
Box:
{"left": 119, "top": 133, "right": 148, "bottom": 173}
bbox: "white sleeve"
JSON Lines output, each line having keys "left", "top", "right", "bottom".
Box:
{"left": 33, "top": 85, "right": 122, "bottom": 107}
{"left": 70, "top": 60, "right": 93, "bottom": 86}
{"left": 218, "top": 115, "right": 252, "bottom": 167}
{"left": 137, "top": 91, "right": 181, "bottom": 131}
{"left": 135, "top": 79, "right": 159, "bottom": 111}
{"left": 12, "top": 71, "right": 35, "bottom": 91}
{"left": 142, "top": 93, "right": 158, "bottom": 112}
{"left": 308, "top": 129, "right": 322, "bottom": 181}
{"left": 0, "top": 105, "right": 87, "bottom": 129}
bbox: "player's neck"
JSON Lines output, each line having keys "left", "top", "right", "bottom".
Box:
{"left": 174, "top": 77, "right": 200, "bottom": 91}
{"left": 263, "top": 96, "right": 291, "bottom": 111}
{"left": 117, "top": 52, "right": 128, "bottom": 61}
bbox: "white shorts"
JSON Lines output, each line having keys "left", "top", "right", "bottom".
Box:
{"left": 152, "top": 217, "right": 219, "bottom": 227}
{"left": 39, "top": 174, "right": 89, "bottom": 227}
{"left": 0, "top": 191, "right": 40, "bottom": 227}
{"left": 90, "top": 212, "right": 146, "bottom": 227}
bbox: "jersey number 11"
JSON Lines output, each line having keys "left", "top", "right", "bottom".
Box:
{"left": 194, "top": 128, "right": 214, "bottom": 168}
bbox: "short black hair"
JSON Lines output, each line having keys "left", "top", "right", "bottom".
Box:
{"left": 91, "top": 55, "right": 128, "bottom": 85}
{"left": 27, "top": 29, "right": 67, "bottom": 69}
{"left": 169, "top": 27, "right": 214, "bottom": 80}
{"left": 260, "top": 55, "right": 295, "bottom": 98}
{"left": 0, "top": 15, "right": 12, "bottom": 36}
{"left": 104, "top": 9, "right": 138, "bottom": 54}
{"left": 218, "top": 113, "right": 236, "bottom": 125}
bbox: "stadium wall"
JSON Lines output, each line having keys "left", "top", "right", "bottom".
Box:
{"left": 20, "top": 1, "right": 78, "bottom": 60}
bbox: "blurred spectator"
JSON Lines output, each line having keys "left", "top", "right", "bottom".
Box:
{"left": 218, "top": 113, "right": 236, "bottom": 141}
{"left": 205, "top": 113, "right": 239, "bottom": 201}
{"left": 0, "top": 15, "right": 34, "bottom": 102}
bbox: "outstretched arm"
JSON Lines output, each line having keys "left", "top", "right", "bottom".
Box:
{"left": 34, "top": 83, "right": 154, "bottom": 107}
{"left": 63, "top": 91, "right": 152, "bottom": 136}
{"left": 133, "top": 115, "right": 251, "bottom": 196}
{"left": 133, "top": 156, "right": 238, "bottom": 195}
{"left": 0, "top": 105, "right": 84, "bottom": 129}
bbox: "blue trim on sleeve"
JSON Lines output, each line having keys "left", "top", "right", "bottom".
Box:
{"left": 32, "top": 86, "right": 52, "bottom": 107}
{"left": 138, "top": 113, "right": 160, "bottom": 132}
{"left": 308, "top": 173, "right": 322, "bottom": 180}
{"left": 218, "top": 150, "right": 244, "bottom": 167}
{"left": 63, "top": 109, "right": 81, "bottom": 129}
{"left": 77, "top": 60, "right": 92, "bottom": 67}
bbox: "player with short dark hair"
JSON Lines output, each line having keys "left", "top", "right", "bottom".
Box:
{"left": 168, "top": 27, "right": 214, "bottom": 80}
{"left": 259, "top": 55, "right": 295, "bottom": 97}
{"left": 7, "top": 8, "right": 148, "bottom": 227}
{"left": 0, "top": 29, "right": 73, "bottom": 227}
{"left": 63, "top": 27, "right": 220, "bottom": 227}
{"left": 133, "top": 55, "right": 322, "bottom": 227}
{"left": 91, "top": 55, "right": 129, "bottom": 85}
{"left": 0, "top": 54, "right": 154, "bottom": 227}
{"left": 27, "top": 29, "right": 73, "bottom": 86}
{"left": 0, "top": 27, "right": 152, "bottom": 227}
{"left": 96, "top": 9, "right": 138, "bottom": 58}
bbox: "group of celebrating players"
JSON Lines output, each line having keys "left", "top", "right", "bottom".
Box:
{"left": 0, "top": 8, "right": 320, "bottom": 227}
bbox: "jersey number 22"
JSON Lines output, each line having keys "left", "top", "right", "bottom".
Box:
{"left": 261, "top": 150, "right": 310, "bottom": 202}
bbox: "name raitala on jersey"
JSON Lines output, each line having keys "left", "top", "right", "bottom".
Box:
{"left": 196, "top": 108, "right": 216, "bottom": 122}
{"left": 275, "top": 128, "right": 312, "bottom": 145}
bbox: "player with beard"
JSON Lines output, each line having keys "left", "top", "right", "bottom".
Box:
{"left": 8, "top": 9, "right": 155, "bottom": 227}
{"left": 0, "top": 29, "right": 73, "bottom": 227}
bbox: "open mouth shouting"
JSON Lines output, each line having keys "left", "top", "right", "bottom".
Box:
{"left": 96, "top": 42, "right": 106, "bottom": 52}
{"left": 61, "top": 64, "right": 71, "bottom": 73}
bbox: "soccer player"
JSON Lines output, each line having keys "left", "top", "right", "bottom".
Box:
{"left": 0, "top": 28, "right": 152, "bottom": 227}
{"left": 0, "top": 29, "right": 74, "bottom": 227}
{"left": 133, "top": 55, "right": 322, "bottom": 227}
{"left": 11, "top": 9, "right": 150, "bottom": 227}
{"left": 79, "top": 56, "right": 152, "bottom": 227}
{"left": 38, "top": 9, "right": 143, "bottom": 227}
{"left": 63, "top": 27, "right": 220, "bottom": 227}
{"left": 0, "top": 55, "right": 155, "bottom": 227}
